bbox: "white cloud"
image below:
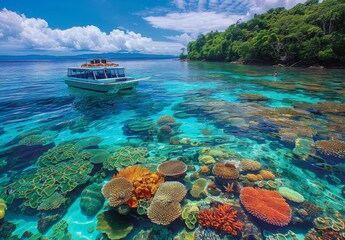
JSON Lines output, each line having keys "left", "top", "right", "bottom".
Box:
{"left": 0, "top": 8, "right": 183, "bottom": 55}
{"left": 145, "top": 11, "right": 245, "bottom": 34}
{"left": 166, "top": 33, "right": 196, "bottom": 45}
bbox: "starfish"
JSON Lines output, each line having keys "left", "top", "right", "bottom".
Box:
{"left": 223, "top": 182, "right": 235, "bottom": 193}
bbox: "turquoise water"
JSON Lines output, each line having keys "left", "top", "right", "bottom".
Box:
{"left": 0, "top": 59, "right": 344, "bottom": 239}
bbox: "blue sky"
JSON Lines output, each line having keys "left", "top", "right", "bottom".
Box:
{"left": 0, "top": 0, "right": 306, "bottom": 55}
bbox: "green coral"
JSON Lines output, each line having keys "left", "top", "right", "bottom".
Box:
{"left": 1, "top": 158, "right": 93, "bottom": 209}
{"left": 181, "top": 204, "right": 199, "bottom": 230}
{"left": 47, "top": 220, "right": 71, "bottom": 240}
{"left": 37, "top": 192, "right": 66, "bottom": 211}
{"left": 97, "top": 210, "right": 134, "bottom": 240}
{"left": 137, "top": 199, "right": 150, "bottom": 215}
{"left": 36, "top": 144, "right": 78, "bottom": 167}
{"left": 103, "top": 147, "right": 148, "bottom": 170}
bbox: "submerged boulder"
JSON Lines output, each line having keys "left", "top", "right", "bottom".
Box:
{"left": 80, "top": 184, "right": 104, "bottom": 216}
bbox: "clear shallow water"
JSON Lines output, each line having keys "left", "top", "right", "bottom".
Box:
{"left": 0, "top": 59, "right": 344, "bottom": 239}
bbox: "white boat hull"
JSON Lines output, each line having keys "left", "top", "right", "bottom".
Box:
{"left": 65, "top": 78, "right": 140, "bottom": 93}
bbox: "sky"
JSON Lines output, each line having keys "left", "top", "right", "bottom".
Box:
{"left": 0, "top": 0, "right": 307, "bottom": 56}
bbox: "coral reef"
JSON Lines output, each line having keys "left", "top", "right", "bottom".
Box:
{"left": 278, "top": 187, "right": 305, "bottom": 203}
{"left": 113, "top": 165, "right": 164, "bottom": 208}
{"left": 0, "top": 198, "right": 7, "bottom": 219}
{"left": 147, "top": 198, "right": 182, "bottom": 225}
{"left": 240, "top": 187, "right": 291, "bottom": 226}
{"left": 190, "top": 178, "right": 208, "bottom": 199}
{"left": 101, "top": 177, "right": 133, "bottom": 207}
{"left": 213, "top": 163, "right": 239, "bottom": 180}
{"left": 240, "top": 159, "right": 262, "bottom": 172}
{"left": 104, "top": 147, "right": 148, "bottom": 170}
{"left": 157, "top": 160, "right": 187, "bottom": 178}
{"left": 181, "top": 203, "right": 199, "bottom": 230}
{"left": 157, "top": 115, "right": 176, "bottom": 126}
{"left": 96, "top": 210, "right": 134, "bottom": 240}
{"left": 37, "top": 192, "right": 66, "bottom": 211}
{"left": 313, "top": 140, "right": 345, "bottom": 159}
{"left": 198, "top": 203, "right": 244, "bottom": 236}
{"left": 36, "top": 143, "right": 78, "bottom": 167}
{"left": 147, "top": 181, "right": 187, "bottom": 225}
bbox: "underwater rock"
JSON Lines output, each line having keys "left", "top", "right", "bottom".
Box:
{"left": 75, "top": 136, "right": 103, "bottom": 151}
{"left": 0, "top": 220, "right": 16, "bottom": 239}
{"left": 37, "top": 213, "right": 62, "bottom": 233}
{"left": 80, "top": 184, "right": 105, "bottom": 216}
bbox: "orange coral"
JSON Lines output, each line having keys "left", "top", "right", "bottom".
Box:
{"left": 127, "top": 196, "right": 139, "bottom": 208}
{"left": 200, "top": 166, "right": 210, "bottom": 174}
{"left": 113, "top": 166, "right": 164, "bottom": 208}
{"left": 213, "top": 163, "right": 239, "bottom": 180}
{"left": 258, "top": 170, "right": 275, "bottom": 180}
{"left": 240, "top": 187, "right": 291, "bottom": 226}
{"left": 198, "top": 203, "right": 243, "bottom": 236}
{"left": 114, "top": 165, "right": 150, "bottom": 182}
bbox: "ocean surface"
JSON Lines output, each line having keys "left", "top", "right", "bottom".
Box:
{"left": 0, "top": 58, "right": 344, "bottom": 239}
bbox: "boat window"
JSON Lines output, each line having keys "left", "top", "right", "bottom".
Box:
{"left": 88, "top": 71, "right": 95, "bottom": 79}
{"left": 95, "top": 59, "right": 101, "bottom": 64}
{"left": 105, "top": 68, "right": 117, "bottom": 78}
{"left": 94, "top": 69, "right": 106, "bottom": 79}
{"left": 101, "top": 59, "right": 107, "bottom": 64}
{"left": 117, "top": 68, "right": 125, "bottom": 77}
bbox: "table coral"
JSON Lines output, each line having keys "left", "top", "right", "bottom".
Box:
{"left": 240, "top": 187, "right": 291, "bottom": 226}
{"left": 198, "top": 203, "right": 243, "bottom": 236}
{"left": 101, "top": 177, "right": 133, "bottom": 207}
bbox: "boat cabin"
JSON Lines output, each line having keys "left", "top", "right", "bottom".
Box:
{"left": 67, "top": 67, "right": 126, "bottom": 80}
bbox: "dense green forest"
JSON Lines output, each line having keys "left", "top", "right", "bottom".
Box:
{"left": 183, "top": 0, "right": 345, "bottom": 66}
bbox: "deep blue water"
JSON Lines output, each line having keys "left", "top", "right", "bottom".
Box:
{"left": 0, "top": 59, "right": 344, "bottom": 239}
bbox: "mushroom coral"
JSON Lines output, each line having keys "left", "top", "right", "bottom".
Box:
{"left": 240, "top": 187, "right": 291, "bottom": 226}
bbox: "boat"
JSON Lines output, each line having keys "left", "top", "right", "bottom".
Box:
{"left": 65, "top": 58, "right": 149, "bottom": 93}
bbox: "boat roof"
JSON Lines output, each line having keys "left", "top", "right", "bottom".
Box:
{"left": 68, "top": 66, "right": 124, "bottom": 70}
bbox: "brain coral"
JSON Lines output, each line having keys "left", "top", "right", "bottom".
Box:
{"left": 146, "top": 181, "right": 187, "bottom": 225}
{"left": 157, "top": 160, "right": 187, "bottom": 177}
{"left": 213, "top": 163, "right": 239, "bottom": 180}
{"left": 155, "top": 181, "right": 187, "bottom": 202}
{"left": 240, "top": 187, "right": 291, "bottom": 226}
{"left": 278, "top": 187, "right": 305, "bottom": 203}
{"left": 241, "top": 159, "right": 262, "bottom": 172}
{"left": 313, "top": 140, "right": 345, "bottom": 158}
{"left": 147, "top": 199, "right": 182, "bottom": 225}
{"left": 101, "top": 177, "right": 133, "bottom": 207}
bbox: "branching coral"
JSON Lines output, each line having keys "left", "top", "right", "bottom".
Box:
{"left": 240, "top": 187, "right": 291, "bottom": 226}
{"left": 198, "top": 203, "right": 243, "bottom": 236}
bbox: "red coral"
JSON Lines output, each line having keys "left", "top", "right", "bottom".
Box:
{"left": 240, "top": 187, "right": 291, "bottom": 226}
{"left": 198, "top": 203, "right": 243, "bottom": 236}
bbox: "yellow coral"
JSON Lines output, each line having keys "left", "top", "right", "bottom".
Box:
{"left": 259, "top": 170, "right": 275, "bottom": 180}
{"left": 0, "top": 198, "right": 7, "bottom": 220}
{"left": 199, "top": 155, "right": 216, "bottom": 165}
